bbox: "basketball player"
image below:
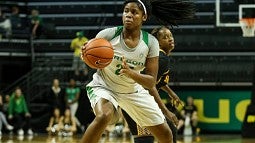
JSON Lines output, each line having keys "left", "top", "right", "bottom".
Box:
{"left": 81, "top": 0, "right": 195, "bottom": 143}
{"left": 122, "top": 26, "right": 182, "bottom": 143}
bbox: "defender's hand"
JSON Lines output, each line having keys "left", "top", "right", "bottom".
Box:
{"left": 164, "top": 110, "right": 179, "bottom": 127}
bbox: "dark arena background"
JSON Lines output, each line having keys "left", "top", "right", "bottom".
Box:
{"left": 0, "top": 0, "right": 255, "bottom": 142}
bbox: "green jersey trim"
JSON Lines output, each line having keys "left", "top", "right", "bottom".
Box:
{"left": 111, "top": 26, "right": 149, "bottom": 46}
{"left": 142, "top": 30, "right": 148, "bottom": 46}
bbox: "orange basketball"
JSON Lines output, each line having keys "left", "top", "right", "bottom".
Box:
{"left": 81, "top": 38, "right": 114, "bottom": 69}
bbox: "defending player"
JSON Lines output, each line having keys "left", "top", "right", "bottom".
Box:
{"left": 122, "top": 26, "right": 182, "bottom": 143}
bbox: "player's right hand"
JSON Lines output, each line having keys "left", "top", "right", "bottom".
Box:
{"left": 171, "top": 94, "right": 183, "bottom": 108}
{"left": 80, "top": 41, "right": 89, "bottom": 60}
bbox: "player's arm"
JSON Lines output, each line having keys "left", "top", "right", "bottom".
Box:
{"left": 149, "top": 86, "right": 178, "bottom": 126}
{"left": 120, "top": 57, "right": 158, "bottom": 89}
{"left": 120, "top": 34, "right": 160, "bottom": 89}
{"left": 157, "top": 69, "right": 183, "bottom": 107}
{"left": 161, "top": 85, "right": 182, "bottom": 107}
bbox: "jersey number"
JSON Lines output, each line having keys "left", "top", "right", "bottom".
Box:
{"left": 115, "top": 64, "right": 123, "bottom": 75}
{"left": 114, "top": 64, "right": 134, "bottom": 75}
{"left": 164, "top": 75, "right": 169, "bottom": 83}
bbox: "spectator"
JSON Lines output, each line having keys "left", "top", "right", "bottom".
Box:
{"left": 58, "top": 108, "right": 77, "bottom": 136}
{"left": 0, "top": 94, "right": 13, "bottom": 135}
{"left": 65, "top": 79, "right": 84, "bottom": 132}
{"left": 30, "top": 9, "right": 43, "bottom": 39}
{"left": 70, "top": 31, "right": 88, "bottom": 76}
{"left": 9, "top": 6, "right": 22, "bottom": 30}
{"left": 46, "top": 108, "right": 61, "bottom": 136}
{"left": 3, "top": 94, "right": 10, "bottom": 114}
{"left": 8, "top": 87, "right": 33, "bottom": 136}
{"left": 0, "top": 7, "right": 12, "bottom": 38}
{"left": 178, "top": 96, "right": 199, "bottom": 135}
{"left": 105, "top": 109, "right": 130, "bottom": 137}
{"left": 48, "top": 79, "right": 65, "bottom": 114}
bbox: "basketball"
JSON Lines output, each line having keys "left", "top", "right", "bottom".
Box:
{"left": 81, "top": 38, "right": 114, "bottom": 69}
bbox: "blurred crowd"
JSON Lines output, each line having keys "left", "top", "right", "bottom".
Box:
{"left": 0, "top": 5, "right": 44, "bottom": 39}
{"left": 0, "top": 78, "right": 200, "bottom": 138}
{"left": 0, "top": 78, "right": 89, "bottom": 137}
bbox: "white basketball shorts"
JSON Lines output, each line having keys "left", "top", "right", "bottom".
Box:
{"left": 86, "top": 80, "right": 165, "bottom": 127}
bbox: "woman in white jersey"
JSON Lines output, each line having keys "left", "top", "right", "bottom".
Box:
{"left": 81, "top": 0, "right": 195, "bottom": 142}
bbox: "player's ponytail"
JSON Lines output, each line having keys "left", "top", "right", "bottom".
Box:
{"left": 151, "top": 0, "right": 196, "bottom": 26}
{"left": 124, "top": 0, "right": 196, "bottom": 26}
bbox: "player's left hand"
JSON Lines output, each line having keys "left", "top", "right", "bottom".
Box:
{"left": 119, "top": 57, "right": 132, "bottom": 75}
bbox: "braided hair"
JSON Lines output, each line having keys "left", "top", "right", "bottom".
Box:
{"left": 151, "top": 26, "right": 170, "bottom": 39}
{"left": 124, "top": 0, "right": 196, "bottom": 26}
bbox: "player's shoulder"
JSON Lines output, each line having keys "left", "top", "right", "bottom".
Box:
{"left": 141, "top": 30, "right": 157, "bottom": 41}
{"left": 147, "top": 33, "right": 158, "bottom": 45}
{"left": 159, "top": 51, "right": 170, "bottom": 64}
{"left": 159, "top": 51, "right": 168, "bottom": 57}
{"left": 148, "top": 32, "right": 156, "bottom": 40}
{"left": 100, "top": 27, "right": 118, "bottom": 33}
{"left": 96, "top": 27, "right": 120, "bottom": 40}
{"left": 147, "top": 32, "right": 159, "bottom": 50}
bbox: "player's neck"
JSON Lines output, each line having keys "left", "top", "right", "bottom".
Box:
{"left": 123, "top": 27, "right": 141, "bottom": 39}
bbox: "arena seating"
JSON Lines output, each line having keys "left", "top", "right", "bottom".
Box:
{"left": 1, "top": 0, "right": 254, "bottom": 87}
{"left": 26, "top": 0, "right": 254, "bottom": 52}
{"left": 171, "top": 55, "right": 254, "bottom": 83}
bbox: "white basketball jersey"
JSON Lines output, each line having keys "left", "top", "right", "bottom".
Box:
{"left": 92, "top": 27, "right": 159, "bottom": 93}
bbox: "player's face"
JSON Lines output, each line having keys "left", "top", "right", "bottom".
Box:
{"left": 122, "top": 2, "right": 146, "bottom": 29}
{"left": 158, "top": 28, "right": 174, "bottom": 55}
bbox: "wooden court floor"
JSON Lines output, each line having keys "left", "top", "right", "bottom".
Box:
{"left": 0, "top": 134, "right": 254, "bottom": 143}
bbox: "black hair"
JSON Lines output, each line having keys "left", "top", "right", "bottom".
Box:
{"left": 124, "top": 0, "right": 196, "bottom": 26}
{"left": 151, "top": 26, "right": 171, "bottom": 39}
{"left": 124, "top": 0, "right": 152, "bottom": 17}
